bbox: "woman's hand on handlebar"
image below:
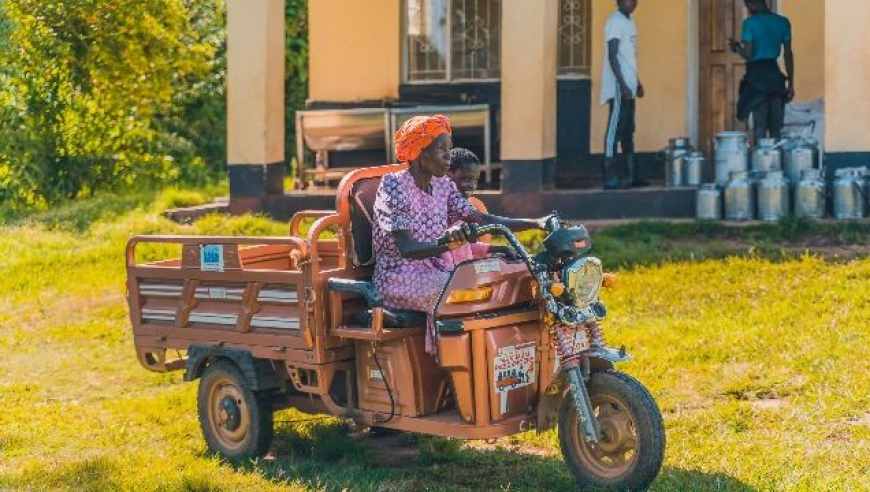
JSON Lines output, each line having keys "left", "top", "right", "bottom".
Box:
{"left": 439, "top": 223, "right": 478, "bottom": 248}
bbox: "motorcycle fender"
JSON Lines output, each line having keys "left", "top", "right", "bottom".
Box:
{"left": 184, "top": 345, "right": 283, "bottom": 392}
{"left": 534, "top": 352, "right": 627, "bottom": 433}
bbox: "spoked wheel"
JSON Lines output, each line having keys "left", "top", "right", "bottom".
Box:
{"left": 559, "top": 370, "right": 665, "bottom": 491}
{"left": 197, "top": 360, "right": 273, "bottom": 460}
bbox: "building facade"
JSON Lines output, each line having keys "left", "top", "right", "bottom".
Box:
{"left": 225, "top": 0, "right": 870, "bottom": 217}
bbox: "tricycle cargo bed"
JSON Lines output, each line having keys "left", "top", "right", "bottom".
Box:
{"left": 126, "top": 234, "right": 349, "bottom": 371}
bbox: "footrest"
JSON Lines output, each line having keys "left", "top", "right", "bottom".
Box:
{"left": 331, "top": 325, "right": 424, "bottom": 342}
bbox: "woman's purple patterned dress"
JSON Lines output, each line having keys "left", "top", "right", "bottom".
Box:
{"left": 372, "top": 170, "right": 477, "bottom": 353}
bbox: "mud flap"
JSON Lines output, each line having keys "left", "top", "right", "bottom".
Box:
{"left": 184, "top": 345, "right": 284, "bottom": 392}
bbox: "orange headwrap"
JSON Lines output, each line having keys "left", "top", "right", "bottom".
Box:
{"left": 394, "top": 115, "right": 453, "bottom": 163}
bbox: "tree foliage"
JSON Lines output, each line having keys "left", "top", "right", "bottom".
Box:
{"left": 0, "top": 0, "right": 309, "bottom": 209}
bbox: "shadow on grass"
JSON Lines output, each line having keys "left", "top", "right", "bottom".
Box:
{"left": 230, "top": 422, "right": 756, "bottom": 491}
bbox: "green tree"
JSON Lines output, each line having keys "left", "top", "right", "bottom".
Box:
{"left": 0, "top": 0, "right": 223, "bottom": 208}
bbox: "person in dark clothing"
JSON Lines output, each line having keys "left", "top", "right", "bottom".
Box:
{"left": 730, "top": 0, "right": 795, "bottom": 141}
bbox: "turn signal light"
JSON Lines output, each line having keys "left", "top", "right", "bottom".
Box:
{"left": 446, "top": 287, "right": 493, "bottom": 304}
{"left": 603, "top": 273, "right": 618, "bottom": 288}
{"left": 549, "top": 282, "right": 566, "bottom": 297}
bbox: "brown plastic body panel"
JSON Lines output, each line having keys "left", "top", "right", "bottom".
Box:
{"left": 355, "top": 335, "right": 447, "bottom": 418}
{"left": 126, "top": 165, "right": 561, "bottom": 442}
{"left": 435, "top": 258, "right": 536, "bottom": 318}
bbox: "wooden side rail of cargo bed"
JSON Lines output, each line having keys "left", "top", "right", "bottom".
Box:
{"left": 289, "top": 210, "right": 336, "bottom": 237}
{"left": 126, "top": 235, "right": 309, "bottom": 267}
{"left": 306, "top": 213, "right": 346, "bottom": 269}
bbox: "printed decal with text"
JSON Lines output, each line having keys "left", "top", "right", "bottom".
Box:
{"left": 200, "top": 244, "right": 225, "bottom": 272}
{"left": 494, "top": 342, "right": 537, "bottom": 395}
{"left": 474, "top": 259, "right": 502, "bottom": 274}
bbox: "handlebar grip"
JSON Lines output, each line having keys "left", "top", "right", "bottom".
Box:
{"left": 436, "top": 234, "right": 450, "bottom": 246}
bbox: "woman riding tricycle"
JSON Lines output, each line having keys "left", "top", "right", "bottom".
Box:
{"left": 125, "top": 115, "right": 665, "bottom": 490}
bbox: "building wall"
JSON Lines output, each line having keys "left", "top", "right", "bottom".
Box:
{"left": 308, "top": 0, "right": 400, "bottom": 101}
{"left": 589, "top": 0, "right": 825, "bottom": 154}
{"left": 780, "top": 0, "right": 824, "bottom": 102}
{"left": 825, "top": 1, "right": 870, "bottom": 153}
{"left": 590, "top": 1, "right": 689, "bottom": 154}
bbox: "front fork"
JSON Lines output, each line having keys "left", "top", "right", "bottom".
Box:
{"left": 553, "top": 324, "right": 602, "bottom": 443}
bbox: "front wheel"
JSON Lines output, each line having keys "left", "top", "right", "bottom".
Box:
{"left": 558, "top": 370, "right": 665, "bottom": 491}
{"left": 197, "top": 360, "right": 274, "bottom": 461}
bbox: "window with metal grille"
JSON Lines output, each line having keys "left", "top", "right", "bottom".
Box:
{"left": 404, "top": 0, "right": 501, "bottom": 82}
{"left": 403, "top": 1, "right": 591, "bottom": 82}
{"left": 557, "top": 0, "right": 592, "bottom": 77}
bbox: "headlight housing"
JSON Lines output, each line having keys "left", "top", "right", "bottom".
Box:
{"left": 562, "top": 257, "right": 603, "bottom": 307}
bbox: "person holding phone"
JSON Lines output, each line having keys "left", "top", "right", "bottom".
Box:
{"left": 730, "top": 0, "right": 794, "bottom": 141}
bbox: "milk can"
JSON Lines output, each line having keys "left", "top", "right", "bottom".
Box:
{"left": 756, "top": 171, "right": 790, "bottom": 221}
{"left": 683, "top": 152, "right": 705, "bottom": 187}
{"left": 751, "top": 138, "right": 782, "bottom": 174}
{"left": 724, "top": 171, "right": 755, "bottom": 221}
{"left": 784, "top": 140, "right": 817, "bottom": 184}
{"left": 696, "top": 183, "right": 721, "bottom": 220}
{"left": 715, "top": 132, "right": 749, "bottom": 185}
{"left": 833, "top": 168, "right": 866, "bottom": 220}
{"left": 794, "top": 168, "right": 826, "bottom": 219}
{"left": 665, "top": 137, "right": 692, "bottom": 187}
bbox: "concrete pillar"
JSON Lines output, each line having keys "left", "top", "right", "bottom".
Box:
{"left": 227, "top": 0, "right": 285, "bottom": 212}
{"left": 500, "top": 0, "right": 559, "bottom": 193}
{"left": 824, "top": 0, "right": 870, "bottom": 169}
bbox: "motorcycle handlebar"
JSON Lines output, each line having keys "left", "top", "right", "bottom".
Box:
{"left": 436, "top": 224, "right": 504, "bottom": 246}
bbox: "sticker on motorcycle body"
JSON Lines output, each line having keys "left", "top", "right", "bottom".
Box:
{"left": 200, "top": 245, "right": 224, "bottom": 272}
{"left": 494, "top": 343, "right": 537, "bottom": 414}
{"left": 474, "top": 259, "right": 501, "bottom": 274}
{"left": 569, "top": 327, "right": 590, "bottom": 353}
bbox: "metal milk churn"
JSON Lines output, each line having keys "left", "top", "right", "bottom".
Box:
{"left": 833, "top": 168, "right": 866, "bottom": 220}
{"left": 751, "top": 138, "right": 782, "bottom": 174}
{"left": 665, "top": 137, "right": 692, "bottom": 187}
{"left": 724, "top": 171, "right": 755, "bottom": 221}
{"left": 715, "top": 132, "right": 749, "bottom": 185}
{"left": 784, "top": 139, "right": 817, "bottom": 184}
{"left": 794, "top": 168, "right": 826, "bottom": 219}
{"left": 683, "top": 152, "right": 705, "bottom": 187}
{"left": 696, "top": 183, "right": 722, "bottom": 220}
{"left": 756, "top": 171, "right": 790, "bottom": 221}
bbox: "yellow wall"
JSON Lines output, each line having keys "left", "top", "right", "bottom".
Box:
{"left": 780, "top": 0, "right": 825, "bottom": 102}
{"left": 590, "top": 1, "right": 688, "bottom": 154}
{"left": 308, "top": 0, "right": 400, "bottom": 101}
{"left": 825, "top": 1, "right": 870, "bottom": 152}
{"left": 501, "top": 0, "right": 558, "bottom": 160}
{"left": 227, "top": 0, "right": 285, "bottom": 164}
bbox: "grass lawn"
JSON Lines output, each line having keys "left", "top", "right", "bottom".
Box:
{"left": 2, "top": 190, "right": 870, "bottom": 490}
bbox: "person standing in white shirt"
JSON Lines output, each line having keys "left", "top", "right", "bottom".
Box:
{"left": 601, "top": 0, "right": 645, "bottom": 189}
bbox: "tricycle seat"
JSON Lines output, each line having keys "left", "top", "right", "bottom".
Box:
{"left": 327, "top": 278, "right": 426, "bottom": 329}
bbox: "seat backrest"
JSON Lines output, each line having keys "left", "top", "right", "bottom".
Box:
{"left": 350, "top": 177, "right": 381, "bottom": 266}
{"left": 335, "top": 164, "right": 408, "bottom": 267}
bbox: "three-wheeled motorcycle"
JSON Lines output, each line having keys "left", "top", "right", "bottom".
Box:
{"left": 126, "top": 164, "right": 665, "bottom": 489}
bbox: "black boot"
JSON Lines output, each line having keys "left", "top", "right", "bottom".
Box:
{"left": 626, "top": 153, "right": 650, "bottom": 188}
{"left": 603, "top": 157, "right": 622, "bottom": 190}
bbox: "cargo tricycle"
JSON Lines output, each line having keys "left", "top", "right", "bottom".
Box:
{"left": 126, "top": 164, "right": 665, "bottom": 489}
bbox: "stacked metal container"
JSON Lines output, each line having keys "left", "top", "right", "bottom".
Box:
{"left": 664, "top": 137, "right": 692, "bottom": 187}
{"left": 714, "top": 132, "right": 749, "bottom": 185}
{"left": 833, "top": 167, "right": 866, "bottom": 219}
{"left": 794, "top": 169, "right": 826, "bottom": 219}
{"left": 724, "top": 171, "right": 755, "bottom": 221}
{"left": 696, "top": 183, "right": 722, "bottom": 220}
{"left": 756, "top": 171, "right": 790, "bottom": 221}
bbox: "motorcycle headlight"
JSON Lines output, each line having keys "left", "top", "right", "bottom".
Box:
{"left": 562, "top": 257, "right": 603, "bottom": 307}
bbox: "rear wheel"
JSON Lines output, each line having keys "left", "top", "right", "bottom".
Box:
{"left": 558, "top": 370, "right": 665, "bottom": 491}
{"left": 197, "top": 359, "right": 273, "bottom": 460}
